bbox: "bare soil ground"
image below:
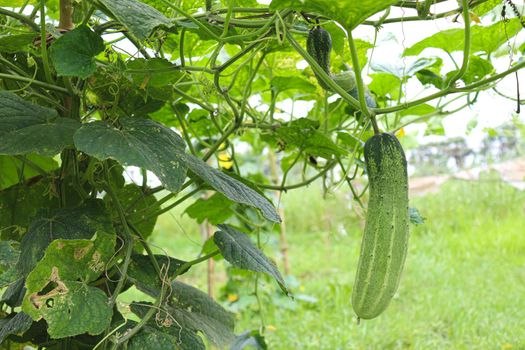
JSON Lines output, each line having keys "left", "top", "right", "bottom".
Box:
{"left": 409, "top": 157, "right": 525, "bottom": 196}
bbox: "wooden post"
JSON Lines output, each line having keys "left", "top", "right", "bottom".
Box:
{"left": 268, "top": 150, "right": 290, "bottom": 275}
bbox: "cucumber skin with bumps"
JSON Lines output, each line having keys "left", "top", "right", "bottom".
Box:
{"left": 306, "top": 26, "right": 332, "bottom": 90}
{"left": 351, "top": 133, "right": 409, "bottom": 320}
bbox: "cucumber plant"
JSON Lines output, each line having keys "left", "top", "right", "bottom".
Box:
{"left": 0, "top": 0, "right": 522, "bottom": 348}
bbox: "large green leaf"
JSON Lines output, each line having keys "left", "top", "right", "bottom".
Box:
{"left": 98, "top": 0, "right": 173, "bottom": 40}
{"left": 73, "top": 118, "right": 188, "bottom": 193}
{"left": 214, "top": 224, "right": 289, "bottom": 294}
{"left": 270, "top": 0, "right": 397, "bottom": 30}
{"left": 127, "top": 253, "right": 186, "bottom": 292}
{"left": 168, "top": 281, "right": 235, "bottom": 348}
{"left": 132, "top": 280, "right": 236, "bottom": 348}
{"left": 404, "top": 19, "right": 523, "bottom": 56}
{"left": 0, "top": 92, "right": 80, "bottom": 156}
{"left": 0, "top": 179, "right": 60, "bottom": 241}
{"left": 49, "top": 26, "right": 105, "bottom": 79}
{"left": 74, "top": 118, "right": 281, "bottom": 222}
{"left": 0, "top": 154, "right": 58, "bottom": 190}
{"left": 181, "top": 154, "right": 280, "bottom": 222}
{"left": 128, "top": 304, "right": 205, "bottom": 350}
{"left": 21, "top": 230, "right": 115, "bottom": 338}
{"left": 16, "top": 200, "right": 114, "bottom": 277}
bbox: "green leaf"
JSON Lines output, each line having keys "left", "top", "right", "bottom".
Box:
{"left": 128, "top": 304, "right": 205, "bottom": 350}
{"left": 0, "top": 0, "right": 28, "bottom": 5}
{"left": 399, "top": 103, "right": 436, "bottom": 117}
{"left": 274, "top": 118, "right": 346, "bottom": 158}
{"left": 49, "top": 26, "right": 105, "bottom": 79}
{"left": 127, "top": 253, "right": 186, "bottom": 292}
{"left": 73, "top": 118, "right": 188, "bottom": 193}
{"left": 0, "top": 33, "right": 36, "bottom": 53}
{"left": 214, "top": 224, "right": 289, "bottom": 295}
{"left": 404, "top": 19, "right": 523, "bottom": 56}
{"left": 22, "top": 230, "right": 115, "bottom": 338}
{"left": 168, "top": 281, "right": 235, "bottom": 347}
{"left": 98, "top": 0, "right": 173, "bottom": 40}
{"left": 448, "top": 55, "right": 494, "bottom": 84}
{"left": 0, "top": 92, "right": 80, "bottom": 156}
{"left": 0, "top": 312, "right": 33, "bottom": 344}
{"left": 371, "top": 57, "right": 436, "bottom": 79}
{"left": 369, "top": 73, "right": 401, "bottom": 100}
{"left": 16, "top": 200, "right": 114, "bottom": 277}
{"left": 74, "top": 118, "right": 280, "bottom": 222}
{"left": 104, "top": 184, "right": 159, "bottom": 244}
{"left": 181, "top": 155, "right": 281, "bottom": 223}
{"left": 0, "top": 179, "right": 60, "bottom": 241}
{"left": 409, "top": 207, "right": 425, "bottom": 225}
{"left": 0, "top": 241, "right": 20, "bottom": 289}
{"left": 270, "top": 0, "right": 397, "bottom": 30}
{"left": 0, "top": 241, "right": 19, "bottom": 270}
{"left": 271, "top": 76, "right": 316, "bottom": 94}
{"left": 473, "top": 0, "right": 501, "bottom": 16}
{"left": 0, "top": 154, "right": 58, "bottom": 190}
{"left": 127, "top": 58, "right": 183, "bottom": 88}
{"left": 231, "top": 330, "right": 268, "bottom": 350}
{"left": 130, "top": 280, "right": 236, "bottom": 348}
{"left": 185, "top": 193, "right": 235, "bottom": 225}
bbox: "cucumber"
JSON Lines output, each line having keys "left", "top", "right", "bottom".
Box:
{"left": 306, "top": 26, "right": 332, "bottom": 90}
{"left": 351, "top": 133, "right": 409, "bottom": 320}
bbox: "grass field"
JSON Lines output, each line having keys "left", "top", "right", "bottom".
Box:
{"left": 139, "top": 172, "right": 525, "bottom": 350}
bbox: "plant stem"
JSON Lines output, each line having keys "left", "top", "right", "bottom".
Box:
{"left": 0, "top": 7, "right": 39, "bottom": 31}
{"left": 447, "top": 0, "right": 471, "bottom": 88}
{"left": 347, "top": 30, "right": 379, "bottom": 134}
{"left": 39, "top": 1, "right": 54, "bottom": 84}
{"left": 373, "top": 60, "right": 525, "bottom": 115}
{"left": 285, "top": 31, "right": 361, "bottom": 110}
{"left": 104, "top": 163, "right": 135, "bottom": 308}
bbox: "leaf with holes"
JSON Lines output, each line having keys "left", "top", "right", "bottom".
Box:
{"left": 16, "top": 200, "right": 114, "bottom": 277}
{"left": 21, "top": 230, "right": 115, "bottom": 338}
{"left": 0, "top": 92, "right": 80, "bottom": 156}
{"left": 214, "top": 224, "right": 289, "bottom": 295}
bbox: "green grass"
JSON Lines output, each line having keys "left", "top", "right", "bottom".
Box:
{"left": 140, "top": 174, "right": 525, "bottom": 350}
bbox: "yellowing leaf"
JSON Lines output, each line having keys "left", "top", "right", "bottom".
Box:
{"left": 469, "top": 12, "right": 482, "bottom": 24}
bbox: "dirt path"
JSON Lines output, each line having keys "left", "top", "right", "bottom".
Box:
{"left": 409, "top": 157, "right": 525, "bottom": 196}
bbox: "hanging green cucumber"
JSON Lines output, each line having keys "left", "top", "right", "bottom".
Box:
{"left": 306, "top": 27, "right": 376, "bottom": 108}
{"left": 352, "top": 132, "right": 409, "bottom": 320}
{"left": 306, "top": 26, "right": 332, "bottom": 90}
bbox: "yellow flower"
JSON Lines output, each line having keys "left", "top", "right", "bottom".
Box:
{"left": 218, "top": 152, "right": 233, "bottom": 170}
{"left": 266, "top": 324, "right": 277, "bottom": 332}
{"left": 227, "top": 294, "right": 239, "bottom": 302}
{"left": 395, "top": 128, "right": 405, "bottom": 137}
